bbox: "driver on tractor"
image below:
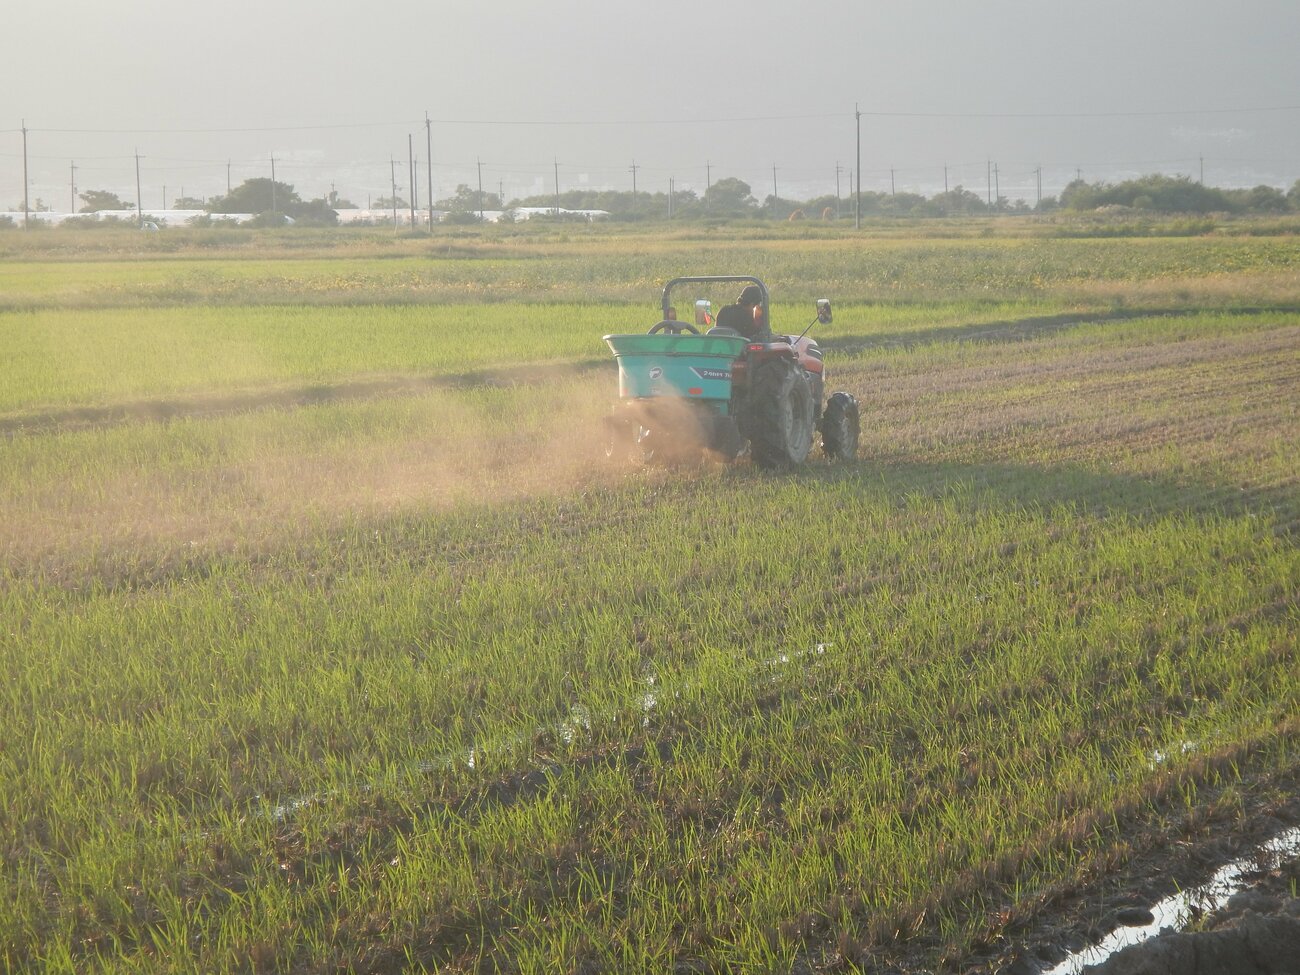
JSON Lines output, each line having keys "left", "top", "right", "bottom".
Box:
{"left": 714, "top": 285, "right": 769, "bottom": 341}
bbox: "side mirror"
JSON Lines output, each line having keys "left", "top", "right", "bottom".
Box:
{"left": 816, "top": 299, "right": 832, "bottom": 324}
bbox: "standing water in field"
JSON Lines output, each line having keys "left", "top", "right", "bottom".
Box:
{"left": 1044, "top": 826, "right": 1300, "bottom": 975}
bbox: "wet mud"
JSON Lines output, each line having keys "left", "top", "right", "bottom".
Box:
{"left": 985, "top": 784, "right": 1300, "bottom": 975}
{"left": 1082, "top": 901, "right": 1300, "bottom": 975}
{"left": 1058, "top": 829, "right": 1300, "bottom": 974}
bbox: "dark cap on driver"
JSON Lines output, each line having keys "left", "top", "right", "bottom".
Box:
{"left": 738, "top": 285, "right": 763, "bottom": 304}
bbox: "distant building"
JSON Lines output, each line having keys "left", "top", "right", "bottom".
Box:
{"left": 0, "top": 209, "right": 251, "bottom": 225}
{"left": 0, "top": 206, "right": 610, "bottom": 227}
{"left": 333, "top": 209, "right": 447, "bottom": 226}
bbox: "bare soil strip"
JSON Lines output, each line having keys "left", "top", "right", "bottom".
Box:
{"left": 9, "top": 307, "right": 1295, "bottom": 440}
{"left": 822, "top": 305, "right": 1300, "bottom": 355}
{"left": 0, "top": 361, "right": 607, "bottom": 438}
{"left": 12, "top": 306, "right": 1300, "bottom": 441}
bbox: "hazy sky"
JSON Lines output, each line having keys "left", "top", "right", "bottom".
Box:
{"left": 6, "top": 0, "right": 1300, "bottom": 210}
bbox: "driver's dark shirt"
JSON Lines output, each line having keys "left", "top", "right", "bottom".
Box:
{"left": 715, "top": 303, "right": 761, "bottom": 339}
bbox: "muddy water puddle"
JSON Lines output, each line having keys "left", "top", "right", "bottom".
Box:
{"left": 1044, "top": 825, "right": 1300, "bottom": 974}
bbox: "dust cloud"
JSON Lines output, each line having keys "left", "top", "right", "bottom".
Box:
{"left": 1, "top": 368, "right": 671, "bottom": 576}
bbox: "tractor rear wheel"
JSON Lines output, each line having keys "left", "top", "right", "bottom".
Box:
{"left": 820, "top": 391, "right": 860, "bottom": 461}
{"left": 748, "top": 357, "right": 816, "bottom": 469}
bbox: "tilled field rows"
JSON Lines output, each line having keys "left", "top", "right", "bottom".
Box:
{"left": 3, "top": 228, "right": 1299, "bottom": 972}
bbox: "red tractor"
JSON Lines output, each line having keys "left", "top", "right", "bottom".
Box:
{"left": 604, "top": 276, "right": 860, "bottom": 469}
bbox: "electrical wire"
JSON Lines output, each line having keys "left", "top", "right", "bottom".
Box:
{"left": 19, "top": 102, "right": 1300, "bottom": 135}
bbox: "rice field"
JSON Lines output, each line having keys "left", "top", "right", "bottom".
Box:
{"left": 1, "top": 224, "right": 1297, "bottom": 973}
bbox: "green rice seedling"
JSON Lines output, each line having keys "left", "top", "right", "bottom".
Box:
{"left": 1, "top": 229, "right": 1296, "bottom": 972}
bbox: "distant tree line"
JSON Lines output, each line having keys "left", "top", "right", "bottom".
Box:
{"left": 492, "top": 178, "right": 1001, "bottom": 220}
{"left": 1059, "top": 174, "right": 1300, "bottom": 215}
{"left": 203, "top": 179, "right": 341, "bottom": 226}
{"left": 455, "top": 173, "right": 1300, "bottom": 220}
{"left": 13, "top": 172, "right": 1300, "bottom": 229}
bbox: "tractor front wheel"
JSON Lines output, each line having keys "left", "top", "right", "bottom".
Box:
{"left": 747, "top": 357, "right": 816, "bottom": 470}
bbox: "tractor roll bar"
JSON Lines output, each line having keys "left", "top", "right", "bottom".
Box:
{"left": 662, "top": 276, "right": 769, "bottom": 331}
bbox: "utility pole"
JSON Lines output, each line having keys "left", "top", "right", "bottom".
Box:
{"left": 855, "top": 103, "right": 862, "bottom": 229}
{"left": 772, "top": 164, "right": 778, "bottom": 208}
{"left": 1199, "top": 154, "right": 1204, "bottom": 185}
{"left": 477, "top": 157, "right": 484, "bottom": 221}
{"left": 1076, "top": 167, "right": 1083, "bottom": 182}
{"left": 890, "top": 168, "right": 895, "bottom": 196}
{"left": 270, "top": 155, "right": 277, "bottom": 216}
{"left": 69, "top": 161, "right": 77, "bottom": 214}
{"left": 22, "top": 120, "right": 29, "bottom": 230}
{"left": 226, "top": 160, "right": 231, "bottom": 196}
{"left": 993, "top": 163, "right": 999, "bottom": 208}
{"left": 668, "top": 177, "right": 674, "bottom": 219}
{"left": 135, "top": 150, "right": 143, "bottom": 228}
{"left": 835, "top": 162, "right": 842, "bottom": 217}
{"left": 630, "top": 160, "right": 639, "bottom": 214}
{"left": 162, "top": 184, "right": 167, "bottom": 210}
{"left": 498, "top": 180, "right": 504, "bottom": 208}
{"left": 425, "top": 112, "right": 434, "bottom": 231}
{"left": 554, "top": 157, "right": 560, "bottom": 215}
{"left": 408, "top": 134, "right": 416, "bottom": 227}
{"left": 986, "top": 159, "right": 992, "bottom": 206}
{"left": 390, "top": 157, "right": 397, "bottom": 230}
{"left": 705, "top": 160, "right": 711, "bottom": 213}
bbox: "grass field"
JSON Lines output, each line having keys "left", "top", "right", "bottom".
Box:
{"left": 1, "top": 223, "right": 1297, "bottom": 973}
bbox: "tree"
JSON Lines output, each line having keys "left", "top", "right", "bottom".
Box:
{"left": 207, "top": 179, "right": 337, "bottom": 225}
{"left": 290, "top": 198, "right": 341, "bottom": 226}
{"left": 436, "top": 183, "right": 501, "bottom": 211}
{"left": 79, "top": 190, "right": 131, "bottom": 212}
{"left": 1244, "top": 185, "right": 1287, "bottom": 213}
{"left": 801, "top": 194, "right": 840, "bottom": 218}
{"left": 372, "top": 195, "right": 408, "bottom": 209}
{"left": 208, "top": 178, "right": 300, "bottom": 215}
{"left": 1059, "top": 179, "right": 1098, "bottom": 211}
{"left": 922, "top": 186, "right": 987, "bottom": 216}
{"left": 172, "top": 196, "right": 206, "bottom": 210}
{"left": 762, "top": 194, "right": 804, "bottom": 218}
{"left": 1062, "top": 175, "right": 1230, "bottom": 213}
{"left": 880, "top": 191, "right": 927, "bottom": 215}
{"left": 703, "top": 178, "right": 757, "bottom": 216}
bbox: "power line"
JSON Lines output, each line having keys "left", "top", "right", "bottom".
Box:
{"left": 31, "top": 120, "right": 424, "bottom": 134}
{"left": 19, "top": 102, "right": 1300, "bottom": 136}
{"left": 23, "top": 114, "right": 838, "bottom": 136}
{"left": 859, "top": 104, "right": 1300, "bottom": 119}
